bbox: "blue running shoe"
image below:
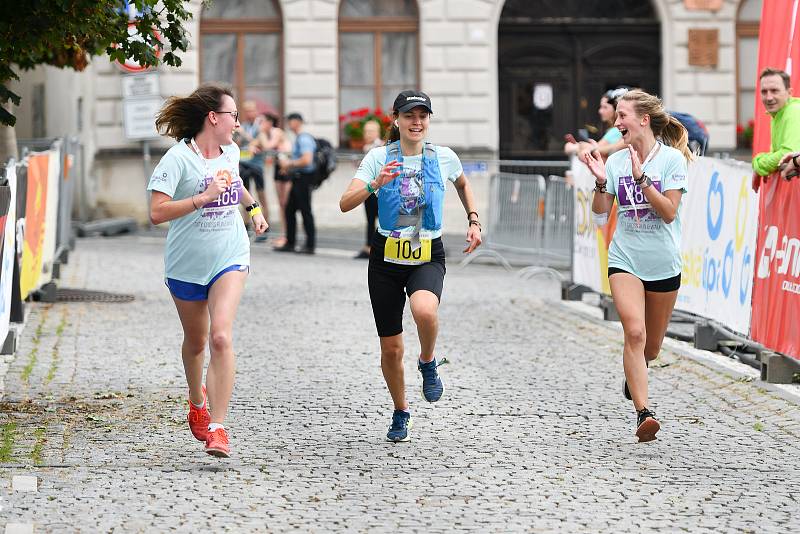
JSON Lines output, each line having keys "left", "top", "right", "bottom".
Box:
{"left": 418, "top": 358, "right": 444, "bottom": 402}
{"left": 386, "top": 410, "right": 412, "bottom": 442}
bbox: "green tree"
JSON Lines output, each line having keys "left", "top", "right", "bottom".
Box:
{"left": 0, "top": 0, "right": 194, "bottom": 159}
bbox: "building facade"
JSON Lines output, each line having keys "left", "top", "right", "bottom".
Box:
{"left": 11, "top": 0, "right": 763, "bottom": 223}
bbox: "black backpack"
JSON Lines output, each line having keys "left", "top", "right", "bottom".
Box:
{"left": 300, "top": 133, "right": 336, "bottom": 189}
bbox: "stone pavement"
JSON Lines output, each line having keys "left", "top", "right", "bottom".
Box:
{"left": 0, "top": 235, "right": 799, "bottom": 533}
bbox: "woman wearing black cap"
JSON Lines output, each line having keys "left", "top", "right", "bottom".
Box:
{"left": 339, "top": 90, "right": 482, "bottom": 442}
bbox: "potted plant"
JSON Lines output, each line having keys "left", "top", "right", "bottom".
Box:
{"left": 339, "top": 107, "right": 393, "bottom": 149}
{"left": 737, "top": 119, "right": 755, "bottom": 149}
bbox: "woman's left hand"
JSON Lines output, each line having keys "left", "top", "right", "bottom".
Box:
{"left": 463, "top": 223, "right": 482, "bottom": 254}
{"left": 628, "top": 145, "right": 644, "bottom": 180}
{"left": 252, "top": 213, "right": 269, "bottom": 235}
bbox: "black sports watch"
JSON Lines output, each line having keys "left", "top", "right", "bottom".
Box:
{"left": 245, "top": 201, "right": 260, "bottom": 212}
{"left": 637, "top": 173, "right": 653, "bottom": 189}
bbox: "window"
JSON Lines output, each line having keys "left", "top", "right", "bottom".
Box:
{"left": 736, "top": 0, "right": 761, "bottom": 134}
{"left": 339, "top": 0, "right": 419, "bottom": 117}
{"left": 200, "top": 0, "right": 282, "bottom": 112}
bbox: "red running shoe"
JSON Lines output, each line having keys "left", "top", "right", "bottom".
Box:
{"left": 187, "top": 385, "right": 210, "bottom": 442}
{"left": 205, "top": 427, "right": 230, "bottom": 458}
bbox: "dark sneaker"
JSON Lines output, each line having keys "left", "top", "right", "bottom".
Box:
{"left": 255, "top": 234, "right": 269, "bottom": 243}
{"left": 386, "top": 410, "right": 412, "bottom": 442}
{"left": 635, "top": 408, "right": 660, "bottom": 443}
{"left": 298, "top": 247, "right": 315, "bottom": 255}
{"left": 274, "top": 243, "right": 295, "bottom": 252}
{"left": 418, "top": 358, "right": 444, "bottom": 403}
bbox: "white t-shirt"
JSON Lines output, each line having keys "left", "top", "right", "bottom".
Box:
{"left": 605, "top": 142, "right": 689, "bottom": 280}
{"left": 147, "top": 141, "right": 249, "bottom": 285}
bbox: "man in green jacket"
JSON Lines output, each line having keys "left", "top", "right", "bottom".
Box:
{"left": 752, "top": 68, "right": 800, "bottom": 192}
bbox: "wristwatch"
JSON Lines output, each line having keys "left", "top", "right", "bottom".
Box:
{"left": 638, "top": 173, "right": 653, "bottom": 189}
{"left": 245, "top": 201, "right": 260, "bottom": 212}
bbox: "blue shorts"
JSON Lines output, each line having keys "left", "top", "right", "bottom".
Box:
{"left": 166, "top": 264, "right": 249, "bottom": 301}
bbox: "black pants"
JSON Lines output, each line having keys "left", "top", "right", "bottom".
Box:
{"left": 364, "top": 194, "right": 378, "bottom": 246}
{"left": 286, "top": 172, "right": 316, "bottom": 250}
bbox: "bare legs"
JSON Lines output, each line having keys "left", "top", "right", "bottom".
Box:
{"left": 609, "top": 272, "right": 678, "bottom": 411}
{"left": 379, "top": 290, "right": 440, "bottom": 409}
{"left": 171, "top": 270, "right": 248, "bottom": 424}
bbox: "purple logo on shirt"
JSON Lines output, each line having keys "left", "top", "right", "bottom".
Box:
{"left": 617, "top": 175, "right": 662, "bottom": 207}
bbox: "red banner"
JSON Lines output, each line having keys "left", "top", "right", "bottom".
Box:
{"left": 750, "top": 1, "right": 800, "bottom": 359}
{"left": 752, "top": 0, "right": 800, "bottom": 154}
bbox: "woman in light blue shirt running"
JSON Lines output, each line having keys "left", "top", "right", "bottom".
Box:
{"left": 582, "top": 89, "right": 693, "bottom": 443}
{"left": 148, "top": 84, "right": 268, "bottom": 458}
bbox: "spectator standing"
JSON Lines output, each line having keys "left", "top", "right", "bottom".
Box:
{"left": 752, "top": 69, "right": 800, "bottom": 191}
{"left": 276, "top": 112, "right": 317, "bottom": 254}
{"left": 234, "top": 101, "right": 269, "bottom": 227}
{"left": 355, "top": 119, "right": 385, "bottom": 259}
{"left": 251, "top": 113, "right": 292, "bottom": 245}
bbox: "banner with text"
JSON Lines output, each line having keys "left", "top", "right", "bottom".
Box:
{"left": 751, "top": 175, "right": 800, "bottom": 359}
{"left": 572, "top": 156, "right": 759, "bottom": 334}
{"left": 675, "top": 158, "right": 759, "bottom": 335}
{"left": 571, "top": 159, "right": 617, "bottom": 296}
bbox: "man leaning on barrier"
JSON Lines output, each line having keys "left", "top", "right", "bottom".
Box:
{"left": 752, "top": 68, "right": 800, "bottom": 192}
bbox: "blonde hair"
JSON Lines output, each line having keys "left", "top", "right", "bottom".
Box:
{"left": 620, "top": 89, "right": 694, "bottom": 162}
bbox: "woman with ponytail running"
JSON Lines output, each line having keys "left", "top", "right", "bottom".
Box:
{"left": 148, "top": 84, "right": 268, "bottom": 457}
{"left": 582, "top": 89, "right": 693, "bottom": 442}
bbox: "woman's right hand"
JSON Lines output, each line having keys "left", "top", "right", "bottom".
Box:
{"left": 374, "top": 160, "right": 402, "bottom": 189}
{"left": 203, "top": 174, "right": 229, "bottom": 202}
{"left": 582, "top": 150, "right": 607, "bottom": 183}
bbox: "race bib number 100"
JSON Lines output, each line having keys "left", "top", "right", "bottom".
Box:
{"left": 384, "top": 237, "right": 432, "bottom": 265}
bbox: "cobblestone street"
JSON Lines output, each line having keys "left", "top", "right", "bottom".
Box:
{"left": 0, "top": 236, "right": 799, "bottom": 533}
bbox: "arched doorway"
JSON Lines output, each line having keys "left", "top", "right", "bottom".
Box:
{"left": 498, "top": 0, "right": 660, "bottom": 158}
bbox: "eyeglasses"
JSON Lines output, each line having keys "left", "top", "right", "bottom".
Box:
{"left": 215, "top": 110, "right": 240, "bottom": 121}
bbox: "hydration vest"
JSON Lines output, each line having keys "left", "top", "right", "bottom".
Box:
{"left": 378, "top": 141, "right": 445, "bottom": 233}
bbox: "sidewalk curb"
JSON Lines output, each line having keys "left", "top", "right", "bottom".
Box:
{"left": 557, "top": 300, "right": 800, "bottom": 407}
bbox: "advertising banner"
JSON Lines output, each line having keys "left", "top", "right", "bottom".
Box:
{"left": 571, "top": 159, "right": 617, "bottom": 296}
{"left": 39, "top": 142, "right": 61, "bottom": 288}
{"left": 675, "top": 158, "right": 759, "bottom": 335}
{"left": 751, "top": 175, "right": 800, "bottom": 359}
{"left": 571, "top": 156, "right": 759, "bottom": 335}
{"left": 0, "top": 165, "right": 17, "bottom": 346}
{"left": 752, "top": 0, "right": 800, "bottom": 155}
{"left": 20, "top": 153, "right": 49, "bottom": 300}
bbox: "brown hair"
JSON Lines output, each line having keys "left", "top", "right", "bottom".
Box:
{"left": 620, "top": 89, "right": 694, "bottom": 162}
{"left": 155, "top": 83, "right": 234, "bottom": 140}
{"left": 759, "top": 68, "right": 791, "bottom": 90}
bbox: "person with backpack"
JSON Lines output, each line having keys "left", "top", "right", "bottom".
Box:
{"left": 338, "top": 90, "right": 483, "bottom": 442}
{"left": 276, "top": 112, "right": 317, "bottom": 254}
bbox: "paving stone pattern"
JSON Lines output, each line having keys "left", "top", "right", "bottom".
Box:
{"left": 0, "top": 236, "right": 799, "bottom": 533}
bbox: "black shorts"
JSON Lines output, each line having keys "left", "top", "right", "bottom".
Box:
{"left": 608, "top": 267, "right": 681, "bottom": 292}
{"left": 274, "top": 161, "right": 291, "bottom": 183}
{"left": 240, "top": 160, "right": 265, "bottom": 190}
{"left": 368, "top": 233, "right": 446, "bottom": 337}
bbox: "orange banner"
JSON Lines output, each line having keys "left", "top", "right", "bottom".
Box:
{"left": 20, "top": 154, "right": 49, "bottom": 299}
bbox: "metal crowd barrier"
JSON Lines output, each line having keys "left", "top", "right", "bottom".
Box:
{"left": 460, "top": 159, "right": 573, "bottom": 272}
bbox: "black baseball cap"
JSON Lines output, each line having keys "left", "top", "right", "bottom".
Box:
{"left": 393, "top": 90, "right": 433, "bottom": 114}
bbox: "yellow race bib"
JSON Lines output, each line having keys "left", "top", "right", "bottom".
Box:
{"left": 384, "top": 237, "right": 432, "bottom": 265}
{"left": 240, "top": 149, "right": 252, "bottom": 160}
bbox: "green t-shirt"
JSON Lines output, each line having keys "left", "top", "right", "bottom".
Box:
{"left": 147, "top": 141, "right": 249, "bottom": 285}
